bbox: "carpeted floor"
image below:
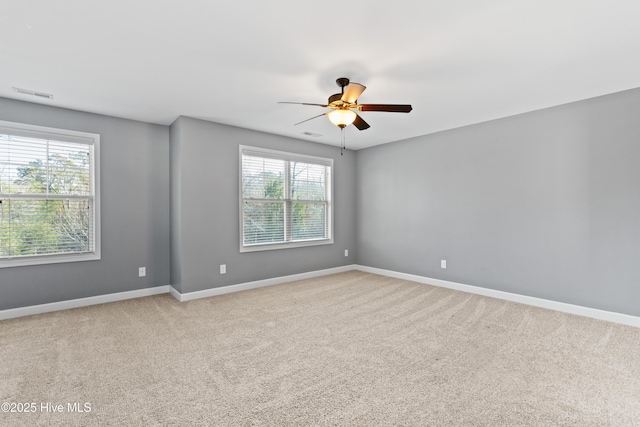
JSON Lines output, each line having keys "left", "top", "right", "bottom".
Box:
{"left": 1, "top": 271, "right": 639, "bottom": 426}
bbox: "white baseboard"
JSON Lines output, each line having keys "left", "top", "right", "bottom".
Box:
{"left": 0, "top": 266, "right": 356, "bottom": 321}
{"left": 170, "top": 265, "right": 356, "bottom": 302}
{"left": 168, "top": 285, "right": 182, "bottom": 302}
{"left": 0, "top": 285, "right": 170, "bottom": 321}
{"left": 4, "top": 264, "right": 638, "bottom": 328}
{"left": 355, "top": 265, "right": 640, "bottom": 328}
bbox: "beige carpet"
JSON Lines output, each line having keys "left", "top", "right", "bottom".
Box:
{"left": 1, "top": 271, "right": 639, "bottom": 426}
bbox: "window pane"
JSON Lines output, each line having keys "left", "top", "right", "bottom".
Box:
{"left": 47, "top": 141, "right": 92, "bottom": 195}
{"left": 0, "top": 135, "right": 48, "bottom": 194}
{"left": 240, "top": 146, "right": 332, "bottom": 251}
{"left": 292, "top": 202, "right": 326, "bottom": 240}
{"left": 0, "top": 198, "right": 92, "bottom": 257}
{"left": 290, "top": 162, "right": 326, "bottom": 201}
{"left": 0, "top": 135, "right": 91, "bottom": 196}
{"left": 1, "top": 121, "right": 99, "bottom": 266}
{"left": 243, "top": 201, "right": 284, "bottom": 245}
{"left": 242, "top": 155, "right": 285, "bottom": 199}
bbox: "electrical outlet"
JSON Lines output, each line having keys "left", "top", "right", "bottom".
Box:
{"left": 138, "top": 267, "right": 146, "bottom": 277}
{"left": 344, "top": 249, "right": 349, "bottom": 257}
{"left": 220, "top": 264, "right": 226, "bottom": 274}
{"left": 441, "top": 260, "right": 447, "bottom": 269}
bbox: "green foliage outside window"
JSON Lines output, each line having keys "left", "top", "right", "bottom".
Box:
{"left": 0, "top": 137, "right": 92, "bottom": 258}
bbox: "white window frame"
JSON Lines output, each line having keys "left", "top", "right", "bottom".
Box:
{"left": 0, "top": 120, "right": 101, "bottom": 268}
{"left": 239, "top": 145, "right": 333, "bottom": 252}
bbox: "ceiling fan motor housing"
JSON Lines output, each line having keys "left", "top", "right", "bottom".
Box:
{"left": 330, "top": 78, "right": 351, "bottom": 105}
{"left": 328, "top": 93, "right": 343, "bottom": 104}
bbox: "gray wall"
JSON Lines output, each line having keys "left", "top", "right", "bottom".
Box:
{"left": 169, "top": 117, "right": 183, "bottom": 292}
{"left": 0, "top": 97, "right": 171, "bottom": 310}
{"left": 5, "top": 86, "right": 640, "bottom": 318}
{"left": 356, "top": 88, "right": 640, "bottom": 317}
{"left": 170, "top": 116, "right": 357, "bottom": 294}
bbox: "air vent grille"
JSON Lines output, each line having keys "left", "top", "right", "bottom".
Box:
{"left": 12, "top": 87, "right": 54, "bottom": 99}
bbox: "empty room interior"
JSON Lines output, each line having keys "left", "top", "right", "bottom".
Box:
{"left": 1, "top": 1, "right": 640, "bottom": 425}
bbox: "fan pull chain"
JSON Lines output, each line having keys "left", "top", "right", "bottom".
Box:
{"left": 340, "top": 127, "right": 345, "bottom": 156}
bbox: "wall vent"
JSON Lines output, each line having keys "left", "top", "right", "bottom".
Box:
{"left": 302, "top": 131, "right": 322, "bottom": 137}
{"left": 12, "top": 87, "right": 54, "bottom": 99}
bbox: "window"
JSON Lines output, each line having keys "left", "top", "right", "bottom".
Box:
{"left": 0, "top": 120, "right": 100, "bottom": 267}
{"left": 240, "top": 145, "right": 333, "bottom": 252}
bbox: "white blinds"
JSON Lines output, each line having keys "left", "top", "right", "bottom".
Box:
{"left": 241, "top": 146, "right": 332, "bottom": 249}
{"left": 289, "top": 162, "right": 327, "bottom": 241}
{"left": 242, "top": 155, "right": 286, "bottom": 244}
{"left": 0, "top": 128, "right": 96, "bottom": 259}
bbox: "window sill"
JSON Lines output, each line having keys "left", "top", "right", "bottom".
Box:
{"left": 240, "top": 238, "right": 333, "bottom": 253}
{"left": 0, "top": 252, "right": 101, "bottom": 268}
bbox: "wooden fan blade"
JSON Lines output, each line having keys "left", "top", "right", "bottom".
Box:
{"left": 359, "top": 104, "right": 413, "bottom": 113}
{"left": 353, "top": 113, "right": 370, "bottom": 131}
{"left": 341, "top": 83, "right": 366, "bottom": 103}
{"left": 279, "top": 102, "right": 329, "bottom": 107}
{"left": 294, "top": 112, "right": 328, "bottom": 126}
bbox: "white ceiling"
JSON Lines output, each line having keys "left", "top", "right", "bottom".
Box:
{"left": 2, "top": 1, "right": 640, "bottom": 150}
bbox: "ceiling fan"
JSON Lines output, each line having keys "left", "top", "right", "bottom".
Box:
{"left": 279, "top": 77, "right": 412, "bottom": 132}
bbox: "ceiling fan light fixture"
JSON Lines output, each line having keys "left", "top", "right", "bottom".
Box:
{"left": 328, "top": 109, "right": 356, "bottom": 128}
